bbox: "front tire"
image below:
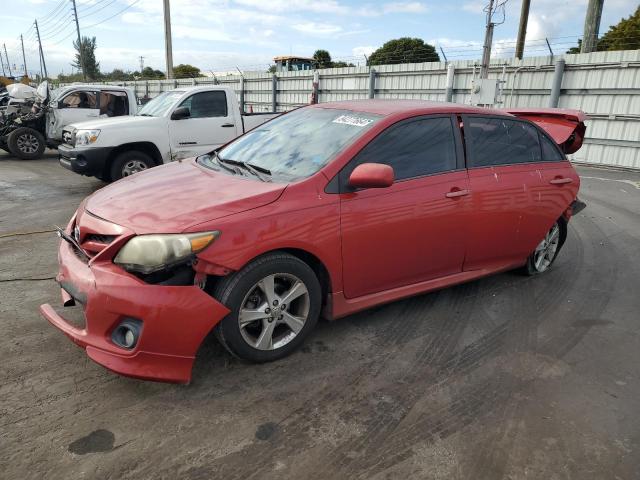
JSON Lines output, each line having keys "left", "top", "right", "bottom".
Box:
{"left": 7, "top": 127, "right": 46, "bottom": 160}
{"left": 524, "top": 220, "right": 565, "bottom": 275}
{"left": 110, "top": 150, "right": 154, "bottom": 181}
{"left": 211, "top": 252, "right": 322, "bottom": 362}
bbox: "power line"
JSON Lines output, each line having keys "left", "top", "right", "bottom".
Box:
{"left": 82, "top": 0, "right": 141, "bottom": 29}
{"left": 79, "top": 0, "right": 118, "bottom": 19}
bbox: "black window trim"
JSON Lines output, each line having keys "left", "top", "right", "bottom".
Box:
{"left": 326, "top": 113, "right": 465, "bottom": 194}
{"left": 461, "top": 114, "right": 566, "bottom": 169}
{"left": 178, "top": 90, "right": 228, "bottom": 118}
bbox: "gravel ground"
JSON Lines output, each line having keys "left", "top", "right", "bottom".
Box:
{"left": 1, "top": 152, "right": 639, "bottom": 479}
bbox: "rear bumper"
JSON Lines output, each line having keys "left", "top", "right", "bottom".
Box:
{"left": 40, "top": 232, "right": 230, "bottom": 383}
{"left": 571, "top": 198, "right": 587, "bottom": 215}
{"left": 58, "top": 144, "right": 113, "bottom": 177}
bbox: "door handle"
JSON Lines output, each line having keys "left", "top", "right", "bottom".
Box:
{"left": 221, "top": 123, "right": 235, "bottom": 127}
{"left": 445, "top": 189, "right": 470, "bottom": 198}
{"left": 549, "top": 177, "right": 573, "bottom": 185}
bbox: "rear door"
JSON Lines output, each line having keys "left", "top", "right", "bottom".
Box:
{"left": 338, "top": 115, "right": 470, "bottom": 299}
{"left": 169, "top": 90, "right": 239, "bottom": 160}
{"left": 462, "top": 115, "right": 551, "bottom": 270}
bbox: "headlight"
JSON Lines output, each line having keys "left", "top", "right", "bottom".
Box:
{"left": 75, "top": 129, "right": 100, "bottom": 146}
{"left": 114, "top": 231, "right": 220, "bottom": 274}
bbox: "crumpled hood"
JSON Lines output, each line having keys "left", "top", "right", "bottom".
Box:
{"left": 85, "top": 159, "right": 287, "bottom": 233}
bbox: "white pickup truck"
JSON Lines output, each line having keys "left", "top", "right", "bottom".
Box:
{"left": 58, "top": 86, "right": 280, "bottom": 181}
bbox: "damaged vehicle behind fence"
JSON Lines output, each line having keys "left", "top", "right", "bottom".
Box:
{"left": 40, "top": 100, "right": 587, "bottom": 384}
{"left": 0, "top": 81, "right": 136, "bottom": 159}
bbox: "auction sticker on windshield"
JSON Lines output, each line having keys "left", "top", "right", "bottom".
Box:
{"left": 332, "top": 115, "right": 375, "bottom": 127}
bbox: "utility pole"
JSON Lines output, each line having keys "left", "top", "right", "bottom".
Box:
{"left": 0, "top": 52, "right": 5, "bottom": 77}
{"left": 3, "top": 44, "right": 12, "bottom": 77}
{"left": 163, "top": 0, "right": 174, "bottom": 79}
{"left": 71, "top": 0, "right": 86, "bottom": 80}
{"left": 581, "top": 0, "right": 604, "bottom": 53}
{"left": 163, "top": 0, "right": 173, "bottom": 79}
{"left": 139, "top": 56, "right": 144, "bottom": 72}
{"left": 20, "top": 34, "right": 27, "bottom": 78}
{"left": 35, "top": 20, "right": 48, "bottom": 79}
{"left": 515, "top": 0, "right": 530, "bottom": 60}
{"left": 480, "top": 0, "right": 495, "bottom": 79}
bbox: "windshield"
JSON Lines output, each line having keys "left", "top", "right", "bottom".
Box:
{"left": 137, "top": 91, "right": 184, "bottom": 117}
{"left": 210, "top": 107, "right": 381, "bottom": 180}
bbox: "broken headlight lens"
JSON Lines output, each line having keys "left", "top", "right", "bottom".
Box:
{"left": 75, "top": 129, "right": 101, "bottom": 146}
{"left": 114, "top": 231, "right": 220, "bottom": 274}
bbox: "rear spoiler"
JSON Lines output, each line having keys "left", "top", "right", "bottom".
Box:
{"left": 503, "top": 108, "right": 587, "bottom": 154}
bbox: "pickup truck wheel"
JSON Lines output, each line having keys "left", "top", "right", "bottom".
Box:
{"left": 7, "top": 127, "right": 46, "bottom": 160}
{"left": 110, "top": 150, "right": 154, "bottom": 181}
{"left": 211, "top": 252, "right": 322, "bottom": 363}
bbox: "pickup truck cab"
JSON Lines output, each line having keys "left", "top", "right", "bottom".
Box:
{"left": 58, "top": 86, "right": 279, "bottom": 181}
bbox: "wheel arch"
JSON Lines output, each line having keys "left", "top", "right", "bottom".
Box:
{"left": 102, "top": 141, "right": 163, "bottom": 179}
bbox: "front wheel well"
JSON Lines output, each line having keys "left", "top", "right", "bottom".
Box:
{"left": 102, "top": 142, "right": 163, "bottom": 179}
{"left": 205, "top": 248, "right": 333, "bottom": 308}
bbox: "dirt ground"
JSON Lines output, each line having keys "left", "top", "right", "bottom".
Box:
{"left": 1, "top": 151, "right": 639, "bottom": 480}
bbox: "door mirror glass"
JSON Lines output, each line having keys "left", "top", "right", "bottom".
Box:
{"left": 171, "top": 106, "right": 191, "bottom": 120}
{"left": 348, "top": 163, "right": 394, "bottom": 189}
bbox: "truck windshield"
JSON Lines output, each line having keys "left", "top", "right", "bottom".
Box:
{"left": 209, "top": 107, "right": 381, "bottom": 181}
{"left": 137, "top": 91, "right": 184, "bottom": 117}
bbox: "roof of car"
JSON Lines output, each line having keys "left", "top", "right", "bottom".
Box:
{"left": 313, "top": 99, "right": 511, "bottom": 117}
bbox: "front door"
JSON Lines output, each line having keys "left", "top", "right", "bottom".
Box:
{"left": 338, "top": 115, "right": 470, "bottom": 299}
{"left": 168, "top": 90, "right": 240, "bottom": 160}
{"left": 48, "top": 89, "right": 100, "bottom": 141}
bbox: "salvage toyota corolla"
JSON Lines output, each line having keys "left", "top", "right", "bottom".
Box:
{"left": 40, "top": 100, "right": 587, "bottom": 383}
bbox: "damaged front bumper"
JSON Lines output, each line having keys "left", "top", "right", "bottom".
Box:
{"left": 40, "top": 223, "right": 229, "bottom": 384}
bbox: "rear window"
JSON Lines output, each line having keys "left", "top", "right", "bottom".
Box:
{"left": 539, "top": 132, "right": 565, "bottom": 161}
{"left": 465, "top": 116, "right": 542, "bottom": 167}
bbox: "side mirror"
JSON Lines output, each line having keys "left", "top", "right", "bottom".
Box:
{"left": 57, "top": 100, "right": 65, "bottom": 109}
{"left": 348, "top": 163, "right": 394, "bottom": 189}
{"left": 171, "top": 106, "right": 190, "bottom": 120}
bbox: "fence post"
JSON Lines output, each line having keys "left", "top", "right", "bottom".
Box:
{"left": 311, "top": 71, "right": 319, "bottom": 104}
{"left": 192, "top": 77, "right": 197, "bottom": 86}
{"left": 548, "top": 58, "right": 565, "bottom": 108}
{"left": 445, "top": 64, "right": 455, "bottom": 102}
{"left": 368, "top": 68, "right": 376, "bottom": 99}
{"left": 239, "top": 76, "right": 245, "bottom": 112}
{"left": 272, "top": 74, "right": 277, "bottom": 112}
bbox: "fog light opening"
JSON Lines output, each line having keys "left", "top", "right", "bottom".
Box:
{"left": 111, "top": 319, "right": 142, "bottom": 350}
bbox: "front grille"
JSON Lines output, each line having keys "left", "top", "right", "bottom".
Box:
{"left": 84, "top": 234, "right": 116, "bottom": 244}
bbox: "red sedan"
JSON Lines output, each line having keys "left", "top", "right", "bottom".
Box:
{"left": 41, "top": 100, "right": 586, "bottom": 383}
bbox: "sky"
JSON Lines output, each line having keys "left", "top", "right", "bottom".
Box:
{"left": 1, "top": 0, "right": 637, "bottom": 77}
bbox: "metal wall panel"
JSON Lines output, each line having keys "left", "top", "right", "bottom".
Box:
{"left": 58, "top": 50, "right": 640, "bottom": 169}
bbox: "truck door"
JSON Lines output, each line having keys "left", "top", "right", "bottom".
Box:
{"left": 168, "top": 90, "right": 239, "bottom": 160}
{"left": 48, "top": 90, "right": 100, "bottom": 141}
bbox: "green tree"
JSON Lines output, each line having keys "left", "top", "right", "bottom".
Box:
{"left": 567, "top": 6, "right": 640, "bottom": 53}
{"left": 368, "top": 37, "right": 439, "bottom": 65}
{"left": 72, "top": 36, "right": 100, "bottom": 80}
{"left": 173, "top": 64, "right": 201, "bottom": 78}
{"left": 331, "top": 61, "right": 355, "bottom": 68}
{"left": 140, "top": 67, "right": 165, "bottom": 79}
{"left": 104, "top": 68, "right": 135, "bottom": 81}
{"left": 313, "top": 49, "right": 332, "bottom": 68}
{"left": 267, "top": 65, "right": 276, "bottom": 73}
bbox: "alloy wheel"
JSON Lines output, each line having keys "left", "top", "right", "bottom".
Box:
{"left": 533, "top": 223, "right": 560, "bottom": 272}
{"left": 238, "top": 273, "right": 310, "bottom": 350}
{"left": 17, "top": 134, "right": 39, "bottom": 154}
{"left": 122, "top": 159, "right": 148, "bottom": 176}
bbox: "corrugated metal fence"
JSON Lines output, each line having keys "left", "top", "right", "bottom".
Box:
{"left": 60, "top": 49, "right": 640, "bottom": 169}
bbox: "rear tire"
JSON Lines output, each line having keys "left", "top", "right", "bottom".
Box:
{"left": 211, "top": 252, "right": 322, "bottom": 363}
{"left": 523, "top": 219, "right": 566, "bottom": 275}
{"left": 7, "top": 127, "right": 46, "bottom": 160}
{"left": 110, "top": 150, "right": 154, "bottom": 181}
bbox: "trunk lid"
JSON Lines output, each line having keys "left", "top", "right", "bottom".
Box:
{"left": 505, "top": 108, "right": 587, "bottom": 154}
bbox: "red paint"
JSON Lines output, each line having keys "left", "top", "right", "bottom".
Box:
{"left": 41, "top": 100, "right": 583, "bottom": 383}
{"left": 348, "top": 163, "right": 395, "bottom": 189}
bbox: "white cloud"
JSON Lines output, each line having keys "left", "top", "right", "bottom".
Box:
{"left": 233, "top": 0, "right": 350, "bottom": 15}
{"left": 352, "top": 45, "right": 376, "bottom": 57}
{"left": 383, "top": 2, "right": 428, "bottom": 14}
{"left": 291, "top": 22, "right": 343, "bottom": 36}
